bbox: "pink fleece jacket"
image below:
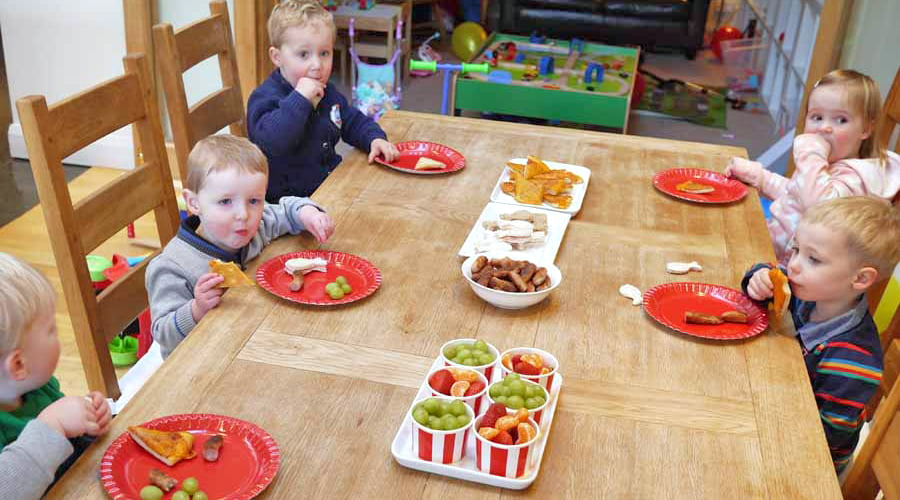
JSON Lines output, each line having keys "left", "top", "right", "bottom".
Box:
{"left": 740, "top": 134, "right": 900, "bottom": 265}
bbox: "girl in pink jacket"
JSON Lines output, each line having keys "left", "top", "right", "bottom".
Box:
{"left": 726, "top": 69, "right": 900, "bottom": 265}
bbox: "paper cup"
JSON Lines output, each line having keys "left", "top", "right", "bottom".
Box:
{"left": 426, "top": 367, "right": 489, "bottom": 415}
{"left": 473, "top": 414, "right": 540, "bottom": 478}
{"left": 439, "top": 338, "right": 500, "bottom": 382}
{"left": 409, "top": 397, "right": 474, "bottom": 464}
{"left": 486, "top": 378, "right": 550, "bottom": 425}
{"left": 499, "top": 347, "right": 559, "bottom": 391}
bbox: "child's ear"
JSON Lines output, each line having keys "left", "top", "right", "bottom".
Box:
{"left": 269, "top": 46, "right": 281, "bottom": 68}
{"left": 183, "top": 188, "right": 201, "bottom": 216}
{"left": 851, "top": 266, "right": 878, "bottom": 291}
{"left": 861, "top": 119, "right": 875, "bottom": 141}
{"left": 4, "top": 349, "right": 27, "bottom": 381}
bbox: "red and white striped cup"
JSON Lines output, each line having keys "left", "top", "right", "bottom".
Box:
{"left": 427, "top": 367, "right": 489, "bottom": 415}
{"left": 410, "top": 397, "right": 474, "bottom": 464}
{"left": 486, "top": 378, "right": 550, "bottom": 425}
{"left": 499, "top": 347, "right": 559, "bottom": 391}
{"left": 473, "top": 414, "right": 540, "bottom": 478}
{"left": 440, "top": 338, "right": 500, "bottom": 382}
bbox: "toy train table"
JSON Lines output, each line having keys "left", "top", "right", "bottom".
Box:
{"left": 451, "top": 33, "right": 639, "bottom": 132}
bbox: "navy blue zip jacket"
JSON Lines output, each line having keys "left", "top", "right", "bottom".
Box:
{"left": 247, "top": 69, "right": 387, "bottom": 201}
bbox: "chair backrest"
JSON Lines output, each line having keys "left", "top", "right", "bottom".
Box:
{"left": 878, "top": 64, "right": 900, "bottom": 155}
{"left": 842, "top": 339, "right": 900, "bottom": 499}
{"left": 153, "top": 0, "right": 245, "bottom": 181}
{"left": 16, "top": 54, "right": 180, "bottom": 399}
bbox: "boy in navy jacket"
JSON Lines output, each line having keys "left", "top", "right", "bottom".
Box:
{"left": 248, "top": 0, "right": 399, "bottom": 201}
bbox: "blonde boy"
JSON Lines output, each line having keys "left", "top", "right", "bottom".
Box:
{"left": 146, "top": 135, "right": 333, "bottom": 358}
{"left": 0, "top": 253, "right": 111, "bottom": 497}
{"left": 742, "top": 196, "right": 900, "bottom": 473}
{"left": 247, "top": 0, "right": 398, "bottom": 201}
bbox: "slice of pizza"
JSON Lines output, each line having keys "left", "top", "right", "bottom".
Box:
{"left": 769, "top": 266, "right": 791, "bottom": 323}
{"left": 209, "top": 259, "right": 254, "bottom": 288}
{"left": 414, "top": 157, "right": 446, "bottom": 170}
{"left": 676, "top": 180, "right": 715, "bottom": 194}
{"left": 128, "top": 426, "right": 197, "bottom": 466}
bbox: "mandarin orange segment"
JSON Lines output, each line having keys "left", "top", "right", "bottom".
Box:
{"left": 520, "top": 354, "right": 543, "bottom": 370}
{"left": 479, "top": 427, "right": 499, "bottom": 440}
{"left": 501, "top": 353, "right": 514, "bottom": 370}
{"left": 516, "top": 422, "right": 536, "bottom": 444}
{"left": 515, "top": 408, "right": 529, "bottom": 423}
{"left": 448, "top": 368, "right": 479, "bottom": 383}
{"left": 495, "top": 416, "right": 519, "bottom": 432}
{"left": 450, "top": 381, "right": 470, "bottom": 397}
{"left": 540, "top": 367, "right": 551, "bottom": 375}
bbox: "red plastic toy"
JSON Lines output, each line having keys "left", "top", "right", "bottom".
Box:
{"left": 711, "top": 25, "right": 743, "bottom": 61}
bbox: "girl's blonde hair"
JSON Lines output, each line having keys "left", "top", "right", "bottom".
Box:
{"left": 0, "top": 253, "right": 55, "bottom": 353}
{"left": 185, "top": 135, "right": 268, "bottom": 193}
{"left": 803, "top": 69, "right": 886, "bottom": 164}
{"left": 267, "top": 0, "right": 335, "bottom": 47}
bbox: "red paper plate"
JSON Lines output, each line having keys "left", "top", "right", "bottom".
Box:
{"left": 653, "top": 168, "right": 748, "bottom": 203}
{"left": 100, "top": 414, "right": 279, "bottom": 500}
{"left": 374, "top": 141, "right": 465, "bottom": 175}
{"left": 642, "top": 282, "right": 768, "bottom": 340}
{"left": 256, "top": 250, "right": 382, "bottom": 306}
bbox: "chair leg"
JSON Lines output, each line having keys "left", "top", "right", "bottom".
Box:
{"left": 432, "top": 4, "right": 448, "bottom": 41}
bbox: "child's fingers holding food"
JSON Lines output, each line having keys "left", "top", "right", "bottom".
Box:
{"left": 747, "top": 268, "right": 774, "bottom": 301}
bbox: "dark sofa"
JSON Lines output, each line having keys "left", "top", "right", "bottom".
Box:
{"left": 496, "top": 0, "right": 711, "bottom": 59}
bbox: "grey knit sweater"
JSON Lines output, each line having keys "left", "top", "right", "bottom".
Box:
{"left": 0, "top": 419, "right": 71, "bottom": 499}
{"left": 146, "top": 196, "right": 321, "bottom": 358}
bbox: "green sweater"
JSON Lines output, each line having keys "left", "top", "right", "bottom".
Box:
{"left": 0, "top": 377, "right": 64, "bottom": 447}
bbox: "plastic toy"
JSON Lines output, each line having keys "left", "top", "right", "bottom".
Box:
{"left": 358, "top": 0, "right": 375, "bottom": 9}
{"left": 349, "top": 18, "right": 404, "bottom": 120}
{"left": 408, "top": 60, "right": 489, "bottom": 114}
{"left": 711, "top": 25, "right": 743, "bottom": 61}
{"left": 451, "top": 22, "right": 487, "bottom": 61}
{"left": 411, "top": 32, "right": 442, "bottom": 77}
{"left": 87, "top": 253, "right": 152, "bottom": 366}
{"left": 529, "top": 31, "right": 546, "bottom": 44}
{"left": 584, "top": 63, "right": 604, "bottom": 84}
{"left": 538, "top": 56, "right": 554, "bottom": 76}
{"left": 322, "top": 0, "right": 338, "bottom": 11}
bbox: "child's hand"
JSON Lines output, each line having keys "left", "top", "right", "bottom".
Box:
{"left": 191, "top": 273, "right": 225, "bottom": 322}
{"left": 295, "top": 77, "right": 325, "bottom": 108}
{"left": 368, "top": 138, "right": 399, "bottom": 163}
{"left": 794, "top": 133, "right": 831, "bottom": 158}
{"left": 298, "top": 205, "right": 335, "bottom": 243}
{"left": 87, "top": 391, "right": 112, "bottom": 436}
{"left": 723, "top": 157, "right": 763, "bottom": 186}
{"left": 746, "top": 267, "right": 774, "bottom": 301}
{"left": 36, "top": 396, "right": 100, "bottom": 438}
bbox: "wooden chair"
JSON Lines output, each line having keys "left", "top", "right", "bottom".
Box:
{"left": 16, "top": 54, "right": 180, "bottom": 399}
{"left": 842, "top": 339, "right": 900, "bottom": 499}
{"left": 153, "top": 0, "right": 245, "bottom": 181}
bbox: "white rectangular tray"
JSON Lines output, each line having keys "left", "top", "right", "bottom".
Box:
{"left": 457, "top": 202, "right": 572, "bottom": 263}
{"left": 390, "top": 357, "right": 562, "bottom": 490}
{"left": 489, "top": 158, "right": 592, "bottom": 215}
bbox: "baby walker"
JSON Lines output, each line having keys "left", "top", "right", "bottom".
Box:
{"left": 348, "top": 18, "right": 404, "bottom": 120}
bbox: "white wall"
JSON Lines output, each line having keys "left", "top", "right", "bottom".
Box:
{"left": 2, "top": 0, "right": 235, "bottom": 169}
{"left": 840, "top": 0, "right": 900, "bottom": 101}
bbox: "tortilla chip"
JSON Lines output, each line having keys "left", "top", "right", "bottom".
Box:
{"left": 769, "top": 266, "right": 791, "bottom": 323}
{"left": 524, "top": 155, "right": 551, "bottom": 179}
{"left": 209, "top": 259, "right": 255, "bottom": 288}
{"left": 537, "top": 179, "right": 570, "bottom": 196}
{"left": 543, "top": 193, "right": 572, "bottom": 209}
{"left": 500, "top": 181, "right": 516, "bottom": 196}
{"left": 506, "top": 161, "right": 525, "bottom": 175}
{"left": 515, "top": 177, "right": 544, "bottom": 205}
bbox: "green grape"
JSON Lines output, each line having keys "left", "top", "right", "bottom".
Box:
{"left": 444, "top": 346, "right": 457, "bottom": 359}
{"left": 457, "top": 349, "right": 472, "bottom": 359}
{"left": 477, "top": 353, "right": 494, "bottom": 365}
{"left": 462, "top": 357, "right": 476, "bottom": 366}
{"left": 325, "top": 282, "right": 338, "bottom": 294}
{"left": 438, "top": 401, "right": 451, "bottom": 417}
{"left": 536, "top": 387, "right": 547, "bottom": 399}
{"left": 508, "top": 380, "right": 526, "bottom": 397}
{"left": 524, "top": 397, "right": 539, "bottom": 409}
{"left": 497, "top": 385, "right": 510, "bottom": 398}
{"left": 533, "top": 396, "right": 546, "bottom": 407}
{"left": 441, "top": 414, "right": 458, "bottom": 430}
{"left": 452, "top": 355, "right": 465, "bottom": 364}
{"left": 329, "top": 288, "right": 344, "bottom": 299}
{"left": 506, "top": 373, "right": 520, "bottom": 381}
{"left": 495, "top": 395, "right": 508, "bottom": 405}
{"left": 193, "top": 493, "right": 209, "bottom": 500}
{"left": 171, "top": 492, "right": 190, "bottom": 500}
{"left": 524, "top": 385, "right": 536, "bottom": 399}
{"left": 428, "top": 415, "right": 443, "bottom": 430}
{"left": 139, "top": 486, "right": 163, "bottom": 500}
{"left": 456, "top": 414, "right": 471, "bottom": 427}
{"left": 472, "top": 340, "right": 488, "bottom": 352}
{"left": 489, "top": 383, "right": 502, "bottom": 398}
{"left": 422, "top": 398, "right": 440, "bottom": 414}
{"left": 181, "top": 477, "right": 199, "bottom": 495}
{"left": 335, "top": 276, "right": 348, "bottom": 286}
{"left": 413, "top": 408, "right": 429, "bottom": 425}
{"left": 507, "top": 395, "right": 525, "bottom": 409}
{"left": 449, "top": 400, "right": 467, "bottom": 417}
{"left": 341, "top": 283, "right": 352, "bottom": 294}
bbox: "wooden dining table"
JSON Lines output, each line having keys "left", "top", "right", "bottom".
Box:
{"left": 49, "top": 110, "right": 841, "bottom": 499}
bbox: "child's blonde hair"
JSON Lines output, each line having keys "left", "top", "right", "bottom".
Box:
{"left": 0, "top": 253, "right": 55, "bottom": 353}
{"left": 185, "top": 134, "right": 268, "bottom": 193}
{"left": 803, "top": 69, "right": 887, "bottom": 164}
{"left": 803, "top": 196, "right": 900, "bottom": 280}
{"left": 267, "top": 0, "right": 335, "bottom": 47}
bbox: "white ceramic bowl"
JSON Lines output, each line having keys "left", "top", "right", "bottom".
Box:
{"left": 461, "top": 252, "right": 562, "bottom": 310}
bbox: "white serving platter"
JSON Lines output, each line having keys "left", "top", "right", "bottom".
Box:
{"left": 489, "top": 158, "right": 592, "bottom": 215}
{"left": 457, "top": 202, "right": 571, "bottom": 262}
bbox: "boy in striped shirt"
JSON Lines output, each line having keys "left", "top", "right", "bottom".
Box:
{"left": 742, "top": 196, "right": 900, "bottom": 474}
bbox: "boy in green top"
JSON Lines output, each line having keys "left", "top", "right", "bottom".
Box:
{"left": 0, "top": 253, "right": 111, "bottom": 498}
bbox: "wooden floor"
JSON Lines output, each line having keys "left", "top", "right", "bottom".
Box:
{"left": 0, "top": 167, "right": 159, "bottom": 396}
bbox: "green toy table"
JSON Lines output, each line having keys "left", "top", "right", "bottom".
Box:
{"left": 452, "top": 33, "right": 639, "bottom": 132}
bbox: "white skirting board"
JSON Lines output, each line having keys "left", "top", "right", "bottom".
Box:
{"left": 8, "top": 123, "right": 136, "bottom": 170}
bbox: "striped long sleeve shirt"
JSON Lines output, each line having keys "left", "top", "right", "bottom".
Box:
{"left": 743, "top": 264, "right": 883, "bottom": 473}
